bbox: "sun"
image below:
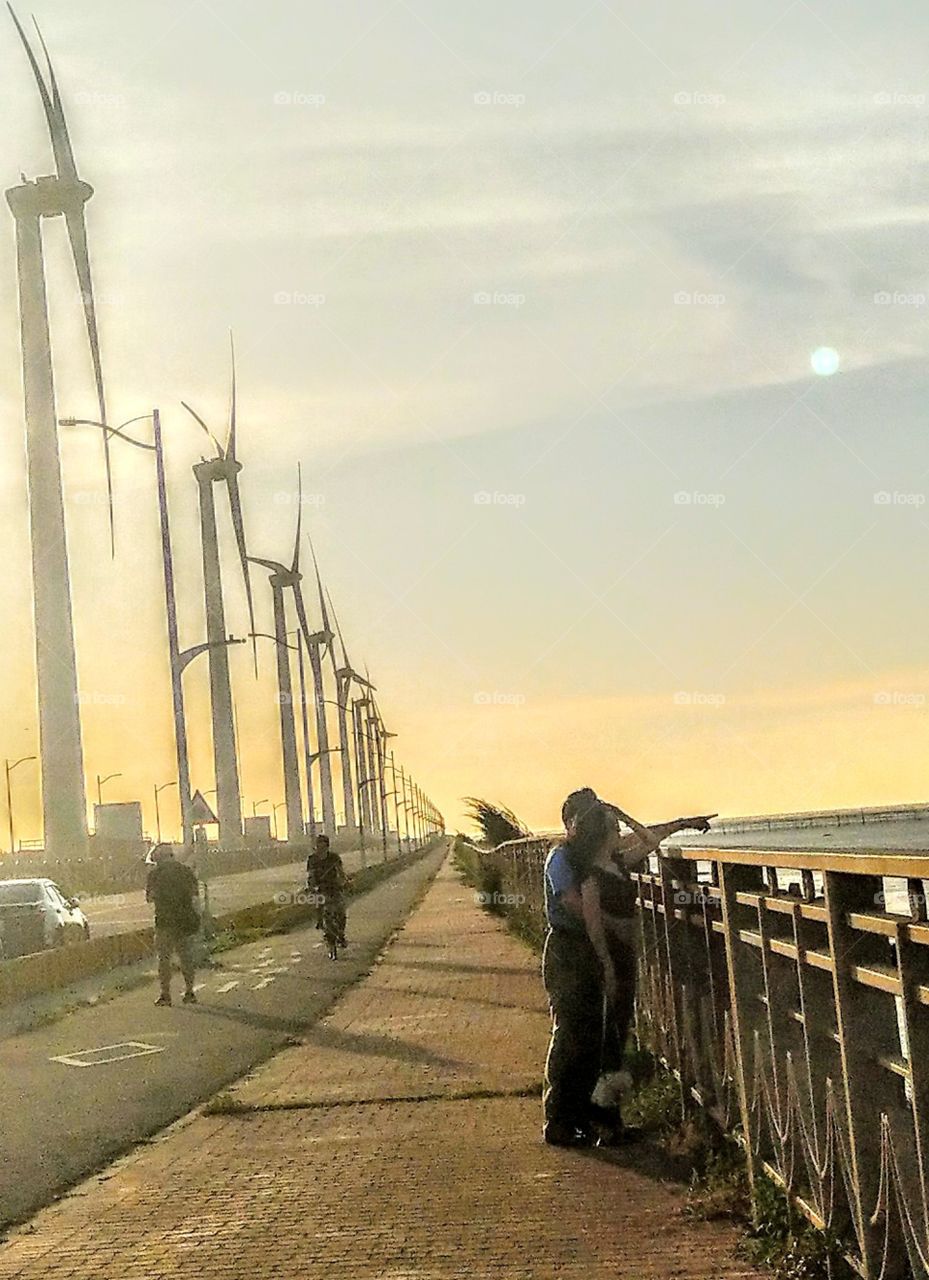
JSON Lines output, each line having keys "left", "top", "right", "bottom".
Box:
{"left": 810, "top": 347, "right": 840, "bottom": 377}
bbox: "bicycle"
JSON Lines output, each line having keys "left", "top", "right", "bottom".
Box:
{"left": 320, "top": 896, "right": 346, "bottom": 961}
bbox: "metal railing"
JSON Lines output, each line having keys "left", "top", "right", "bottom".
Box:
{"left": 476, "top": 835, "right": 929, "bottom": 1280}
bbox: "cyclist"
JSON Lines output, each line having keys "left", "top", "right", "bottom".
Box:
{"left": 307, "top": 834, "right": 347, "bottom": 950}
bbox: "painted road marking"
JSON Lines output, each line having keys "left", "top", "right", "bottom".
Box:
{"left": 51, "top": 1041, "right": 166, "bottom": 1068}
{"left": 215, "top": 980, "right": 240, "bottom": 994}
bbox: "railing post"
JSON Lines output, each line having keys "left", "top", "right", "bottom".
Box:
{"left": 658, "top": 850, "right": 696, "bottom": 1107}
{"left": 718, "top": 861, "right": 766, "bottom": 1208}
{"left": 824, "top": 869, "right": 884, "bottom": 1277}
{"left": 894, "top": 921, "right": 929, "bottom": 1257}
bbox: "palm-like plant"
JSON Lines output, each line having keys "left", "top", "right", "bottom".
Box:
{"left": 463, "top": 797, "right": 529, "bottom": 847}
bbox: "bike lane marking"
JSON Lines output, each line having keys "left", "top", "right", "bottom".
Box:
{"left": 50, "top": 1041, "right": 167, "bottom": 1068}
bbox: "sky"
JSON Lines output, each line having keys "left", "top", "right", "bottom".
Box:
{"left": 2, "top": 0, "right": 929, "bottom": 840}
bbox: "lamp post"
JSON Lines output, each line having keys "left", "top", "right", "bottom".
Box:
{"left": 384, "top": 752, "right": 402, "bottom": 857}
{"left": 5, "top": 755, "right": 36, "bottom": 856}
{"left": 273, "top": 801, "right": 286, "bottom": 841}
{"left": 96, "top": 772, "right": 121, "bottom": 807}
{"left": 154, "top": 780, "right": 177, "bottom": 844}
{"left": 61, "top": 412, "right": 245, "bottom": 850}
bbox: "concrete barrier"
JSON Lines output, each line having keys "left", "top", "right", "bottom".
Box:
{"left": 0, "top": 840, "right": 444, "bottom": 1010}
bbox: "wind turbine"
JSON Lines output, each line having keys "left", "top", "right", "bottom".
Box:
{"left": 319, "top": 572, "right": 373, "bottom": 839}
{"left": 183, "top": 340, "right": 256, "bottom": 848}
{"left": 248, "top": 468, "right": 329, "bottom": 844}
{"left": 300, "top": 545, "right": 337, "bottom": 838}
{"left": 368, "top": 690, "right": 397, "bottom": 859}
{"left": 6, "top": 9, "right": 115, "bottom": 858}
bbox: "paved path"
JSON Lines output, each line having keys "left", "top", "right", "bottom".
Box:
{"left": 0, "top": 845, "right": 445, "bottom": 1230}
{"left": 0, "top": 852, "right": 763, "bottom": 1279}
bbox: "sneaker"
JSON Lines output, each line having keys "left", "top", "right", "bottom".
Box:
{"left": 182, "top": 990, "right": 197, "bottom": 1005}
{"left": 543, "top": 1125, "right": 593, "bottom": 1148}
{"left": 155, "top": 995, "right": 172, "bottom": 1007}
{"left": 596, "top": 1123, "right": 644, "bottom": 1147}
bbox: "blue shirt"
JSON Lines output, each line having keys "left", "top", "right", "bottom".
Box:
{"left": 544, "top": 844, "right": 584, "bottom": 934}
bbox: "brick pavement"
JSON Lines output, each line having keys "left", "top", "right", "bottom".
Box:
{"left": 0, "top": 854, "right": 764, "bottom": 1279}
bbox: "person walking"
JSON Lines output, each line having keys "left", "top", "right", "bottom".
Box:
{"left": 146, "top": 844, "right": 201, "bottom": 1007}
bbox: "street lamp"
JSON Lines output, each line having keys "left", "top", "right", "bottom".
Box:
{"left": 154, "top": 780, "right": 178, "bottom": 844}
{"left": 5, "top": 756, "right": 36, "bottom": 856}
{"left": 273, "top": 801, "right": 287, "bottom": 841}
{"left": 96, "top": 772, "right": 121, "bottom": 807}
{"left": 62, "top": 411, "right": 245, "bottom": 850}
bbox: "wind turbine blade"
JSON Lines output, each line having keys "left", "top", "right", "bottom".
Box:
{"left": 12, "top": 10, "right": 114, "bottom": 551}
{"left": 325, "top": 585, "right": 352, "bottom": 677}
{"left": 31, "top": 15, "right": 78, "bottom": 178}
{"left": 64, "top": 208, "right": 112, "bottom": 552}
{"left": 181, "top": 401, "right": 223, "bottom": 459}
{"left": 291, "top": 579, "right": 317, "bottom": 654}
{"left": 226, "top": 471, "right": 257, "bottom": 676}
{"left": 8, "top": 9, "right": 67, "bottom": 175}
{"left": 247, "top": 555, "right": 288, "bottom": 576}
{"left": 307, "top": 538, "right": 333, "bottom": 661}
{"left": 226, "top": 331, "right": 237, "bottom": 461}
{"left": 290, "top": 463, "right": 302, "bottom": 577}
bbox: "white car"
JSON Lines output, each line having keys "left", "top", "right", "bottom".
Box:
{"left": 0, "top": 878, "right": 91, "bottom": 960}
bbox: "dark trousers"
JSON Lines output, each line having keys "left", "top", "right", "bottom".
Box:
{"left": 600, "top": 934, "right": 637, "bottom": 1076}
{"left": 542, "top": 928, "right": 603, "bottom": 1134}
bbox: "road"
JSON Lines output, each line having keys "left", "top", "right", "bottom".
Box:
{"left": 0, "top": 841, "right": 447, "bottom": 1231}
{"left": 77, "top": 845, "right": 375, "bottom": 937}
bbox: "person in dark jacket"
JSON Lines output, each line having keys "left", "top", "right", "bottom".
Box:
{"left": 146, "top": 844, "right": 200, "bottom": 1007}
{"left": 307, "top": 835, "right": 347, "bottom": 947}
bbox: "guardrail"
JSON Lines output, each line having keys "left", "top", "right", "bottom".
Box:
{"left": 474, "top": 835, "right": 929, "bottom": 1280}
{"left": 706, "top": 803, "right": 929, "bottom": 835}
